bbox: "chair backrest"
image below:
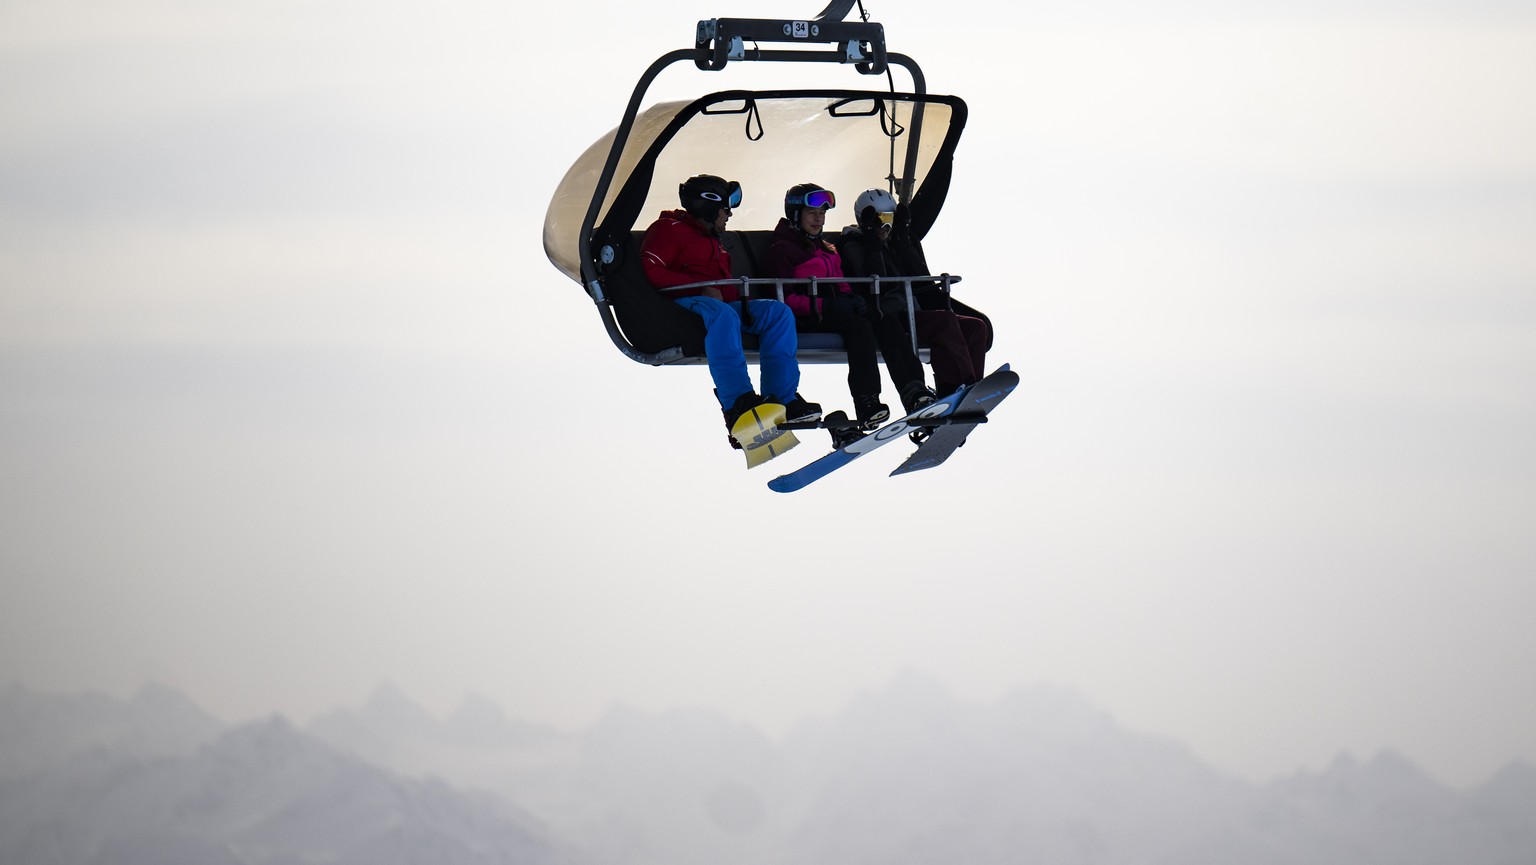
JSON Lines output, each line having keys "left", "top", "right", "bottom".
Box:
{"left": 719, "top": 229, "right": 776, "bottom": 280}
{"left": 599, "top": 231, "right": 707, "bottom": 360}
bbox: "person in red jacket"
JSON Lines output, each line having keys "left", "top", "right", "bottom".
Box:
{"left": 764, "top": 183, "right": 931, "bottom": 429}
{"left": 641, "top": 175, "right": 821, "bottom": 444}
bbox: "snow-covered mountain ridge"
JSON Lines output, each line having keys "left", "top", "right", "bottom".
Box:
{"left": 2, "top": 678, "right": 1532, "bottom": 865}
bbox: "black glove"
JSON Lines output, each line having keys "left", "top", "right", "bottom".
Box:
{"left": 822, "top": 292, "right": 868, "bottom": 317}
{"left": 857, "top": 205, "right": 884, "bottom": 231}
{"left": 889, "top": 202, "right": 915, "bottom": 248}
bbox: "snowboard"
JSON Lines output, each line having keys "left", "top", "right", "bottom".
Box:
{"left": 767, "top": 364, "right": 1013, "bottom": 492}
{"left": 890, "top": 367, "right": 1019, "bottom": 475}
{"left": 729, "top": 402, "right": 800, "bottom": 468}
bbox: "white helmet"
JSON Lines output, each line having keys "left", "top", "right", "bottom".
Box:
{"left": 854, "top": 188, "right": 897, "bottom": 215}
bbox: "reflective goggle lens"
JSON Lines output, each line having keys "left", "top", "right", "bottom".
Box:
{"left": 700, "top": 181, "right": 743, "bottom": 209}
{"left": 803, "top": 189, "right": 836, "bottom": 210}
{"left": 877, "top": 210, "right": 895, "bottom": 226}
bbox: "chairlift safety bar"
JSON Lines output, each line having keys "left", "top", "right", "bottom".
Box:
{"left": 652, "top": 273, "right": 962, "bottom": 358}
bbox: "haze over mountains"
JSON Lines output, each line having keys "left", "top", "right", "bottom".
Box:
{"left": 2, "top": 674, "right": 1532, "bottom": 865}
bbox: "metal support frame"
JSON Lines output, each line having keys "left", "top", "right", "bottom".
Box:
{"left": 578, "top": 6, "right": 931, "bottom": 366}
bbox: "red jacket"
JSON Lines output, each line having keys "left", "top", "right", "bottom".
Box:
{"left": 640, "top": 210, "right": 739, "bottom": 303}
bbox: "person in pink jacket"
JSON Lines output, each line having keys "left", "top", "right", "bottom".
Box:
{"left": 764, "top": 183, "right": 929, "bottom": 430}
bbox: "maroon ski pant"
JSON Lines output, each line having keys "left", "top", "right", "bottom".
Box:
{"left": 914, "top": 310, "right": 990, "bottom": 396}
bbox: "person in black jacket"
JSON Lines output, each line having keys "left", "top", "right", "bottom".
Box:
{"left": 838, "top": 188, "right": 992, "bottom": 404}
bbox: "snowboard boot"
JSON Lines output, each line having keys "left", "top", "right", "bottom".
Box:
{"left": 899, "top": 380, "right": 937, "bottom": 414}
{"left": 722, "top": 390, "right": 764, "bottom": 450}
{"left": 824, "top": 410, "right": 866, "bottom": 450}
{"left": 782, "top": 393, "right": 823, "bottom": 424}
{"left": 853, "top": 394, "right": 889, "bottom": 430}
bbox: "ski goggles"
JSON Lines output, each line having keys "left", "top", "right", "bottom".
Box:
{"left": 789, "top": 189, "right": 836, "bottom": 210}
{"left": 698, "top": 182, "right": 743, "bottom": 209}
{"left": 874, "top": 209, "right": 895, "bottom": 226}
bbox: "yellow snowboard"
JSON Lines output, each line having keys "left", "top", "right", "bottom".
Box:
{"left": 729, "top": 402, "right": 800, "bottom": 468}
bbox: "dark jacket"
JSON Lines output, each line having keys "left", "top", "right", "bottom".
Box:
{"left": 763, "top": 217, "right": 853, "bottom": 317}
{"left": 837, "top": 221, "right": 942, "bottom": 315}
{"left": 836, "top": 213, "right": 993, "bottom": 352}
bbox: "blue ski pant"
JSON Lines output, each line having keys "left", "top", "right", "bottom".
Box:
{"left": 673, "top": 296, "right": 800, "bottom": 409}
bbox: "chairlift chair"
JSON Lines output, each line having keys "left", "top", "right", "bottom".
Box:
{"left": 543, "top": 1, "right": 975, "bottom": 366}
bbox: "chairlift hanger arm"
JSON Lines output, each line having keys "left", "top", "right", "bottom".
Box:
{"left": 696, "top": 15, "right": 887, "bottom": 74}
{"left": 812, "top": 0, "right": 863, "bottom": 19}
{"left": 579, "top": 39, "right": 926, "bottom": 287}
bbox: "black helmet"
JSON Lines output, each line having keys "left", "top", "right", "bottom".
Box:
{"left": 679, "top": 174, "right": 742, "bottom": 222}
{"left": 784, "top": 182, "right": 836, "bottom": 224}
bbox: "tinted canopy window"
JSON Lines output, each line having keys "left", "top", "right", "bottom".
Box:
{"left": 545, "top": 92, "right": 962, "bottom": 283}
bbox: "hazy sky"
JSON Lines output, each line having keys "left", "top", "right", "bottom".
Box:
{"left": 3, "top": 0, "right": 1534, "bottom": 789}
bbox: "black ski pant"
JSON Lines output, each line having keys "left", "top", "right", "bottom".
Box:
{"left": 798, "top": 311, "right": 924, "bottom": 399}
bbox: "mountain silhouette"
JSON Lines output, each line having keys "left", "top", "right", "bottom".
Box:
{"left": 0, "top": 702, "right": 580, "bottom": 865}
{"left": 2, "top": 675, "right": 1532, "bottom": 865}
